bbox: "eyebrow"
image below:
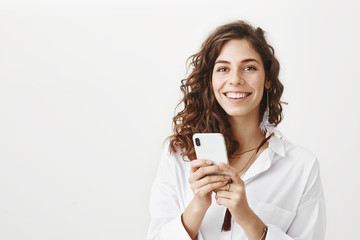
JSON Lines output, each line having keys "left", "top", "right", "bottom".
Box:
{"left": 214, "top": 58, "right": 260, "bottom": 65}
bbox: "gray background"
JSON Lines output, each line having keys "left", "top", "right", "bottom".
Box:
{"left": 0, "top": 0, "right": 359, "bottom": 239}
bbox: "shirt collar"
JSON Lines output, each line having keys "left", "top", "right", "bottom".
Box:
{"left": 268, "top": 134, "right": 286, "bottom": 158}
{"left": 242, "top": 134, "right": 285, "bottom": 182}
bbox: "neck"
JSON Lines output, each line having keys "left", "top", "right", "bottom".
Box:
{"left": 228, "top": 113, "right": 265, "bottom": 152}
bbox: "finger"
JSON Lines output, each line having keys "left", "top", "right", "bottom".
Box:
{"left": 189, "top": 164, "right": 222, "bottom": 183}
{"left": 219, "top": 163, "right": 242, "bottom": 184}
{"left": 215, "top": 190, "right": 233, "bottom": 199}
{"left": 191, "top": 165, "right": 223, "bottom": 182}
{"left": 215, "top": 196, "right": 232, "bottom": 208}
{"left": 195, "top": 181, "right": 228, "bottom": 197}
{"left": 213, "top": 182, "right": 235, "bottom": 192}
{"left": 192, "top": 174, "right": 231, "bottom": 189}
{"left": 190, "top": 159, "right": 213, "bottom": 173}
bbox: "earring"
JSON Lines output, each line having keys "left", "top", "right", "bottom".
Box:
{"left": 260, "top": 88, "right": 275, "bottom": 136}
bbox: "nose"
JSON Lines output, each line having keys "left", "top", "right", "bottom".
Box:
{"left": 229, "top": 71, "right": 245, "bottom": 85}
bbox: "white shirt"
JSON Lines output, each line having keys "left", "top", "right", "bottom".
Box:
{"left": 147, "top": 135, "right": 326, "bottom": 240}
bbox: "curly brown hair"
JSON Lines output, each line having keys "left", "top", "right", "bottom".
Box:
{"left": 168, "top": 20, "right": 284, "bottom": 160}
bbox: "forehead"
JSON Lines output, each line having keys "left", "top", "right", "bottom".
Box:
{"left": 215, "top": 39, "right": 263, "bottom": 64}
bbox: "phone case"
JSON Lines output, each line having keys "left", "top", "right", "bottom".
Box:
{"left": 192, "top": 133, "right": 228, "bottom": 166}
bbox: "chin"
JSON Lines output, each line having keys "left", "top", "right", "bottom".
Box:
{"left": 224, "top": 110, "right": 249, "bottom": 118}
{"left": 223, "top": 106, "right": 260, "bottom": 119}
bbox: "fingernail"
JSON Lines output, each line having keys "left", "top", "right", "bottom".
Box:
{"left": 206, "top": 160, "right": 212, "bottom": 165}
{"left": 224, "top": 175, "right": 231, "bottom": 179}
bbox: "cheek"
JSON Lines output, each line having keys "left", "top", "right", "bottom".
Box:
{"left": 250, "top": 74, "right": 266, "bottom": 89}
{"left": 211, "top": 79, "right": 224, "bottom": 104}
{"left": 248, "top": 80, "right": 261, "bottom": 91}
{"left": 212, "top": 73, "right": 227, "bottom": 89}
{"left": 251, "top": 82, "right": 264, "bottom": 89}
{"left": 211, "top": 77, "right": 222, "bottom": 94}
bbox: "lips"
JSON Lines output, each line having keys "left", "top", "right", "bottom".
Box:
{"left": 224, "top": 91, "right": 252, "bottom": 99}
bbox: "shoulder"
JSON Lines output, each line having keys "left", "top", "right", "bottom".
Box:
{"left": 160, "top": 140, "right": 190, "bottom": 164}
{"left": 283, "top": 138, "right": 317, "bottom": 163}
{"left": 280, "top": 137, "right": 321, "bottom": 178}
{"left": 156, "top": 141, "right": 191, "bottom": 179}
{"left": 269, "top": 135, "right": 324, "bottom": 194}
{"left": 279, "top": 138, "right": 325, "bottom": 204}
{"left": 270, "top": 135, "right": 319, "bottom": 173}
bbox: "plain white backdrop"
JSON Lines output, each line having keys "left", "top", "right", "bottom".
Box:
{"left": 0, "top": 0, "right": 359, "bottom": 239}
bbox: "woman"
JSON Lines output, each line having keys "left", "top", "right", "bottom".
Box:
{"left": 147, "top": 20, "right": 325, "bottom": 240}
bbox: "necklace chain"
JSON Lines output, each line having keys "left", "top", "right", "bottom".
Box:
{"left": 238, "top": 149, "right": 258, "bottom": 177}
{"left": 236, "top": 146, "right": 259, "bottom": 156}
{"left": 235, "top": 135, "right": 272, "bottom": 177}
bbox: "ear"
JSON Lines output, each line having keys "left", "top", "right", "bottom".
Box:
{"left": 265, "top": 80, "right": 272, "bottom": 90}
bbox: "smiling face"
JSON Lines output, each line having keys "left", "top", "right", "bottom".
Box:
{"left": 212, "top": 39, "right": 271, "bottom": 121}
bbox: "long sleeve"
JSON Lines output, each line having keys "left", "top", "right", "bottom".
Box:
{"left": 265, "top": 158, "right": 326, "bottom": 240}
{"left": 147, "top": 137, "right": 326, "bottom": 240}
{"left": 147, "top": 148, "right": 192, "bottom": 240}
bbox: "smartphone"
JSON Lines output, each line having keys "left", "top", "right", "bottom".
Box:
{"left": 192, "top": 133, "right": 228, "bottom": 174}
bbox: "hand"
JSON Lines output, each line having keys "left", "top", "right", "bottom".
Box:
{"left": 188, "top": 159, "right": 231, "bottom": 209}
{"left": 214, "top": 163, "right": 267, "bottom": 240}
{"left": 214, "top": 163, "right": 253, "bottom": 226}
{"left": 182, "top": 160, "right": 229, "bottom": 239}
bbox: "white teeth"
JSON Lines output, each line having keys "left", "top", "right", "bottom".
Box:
{"left": 226, "top": 92, "right": 248, "bottom": 99}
